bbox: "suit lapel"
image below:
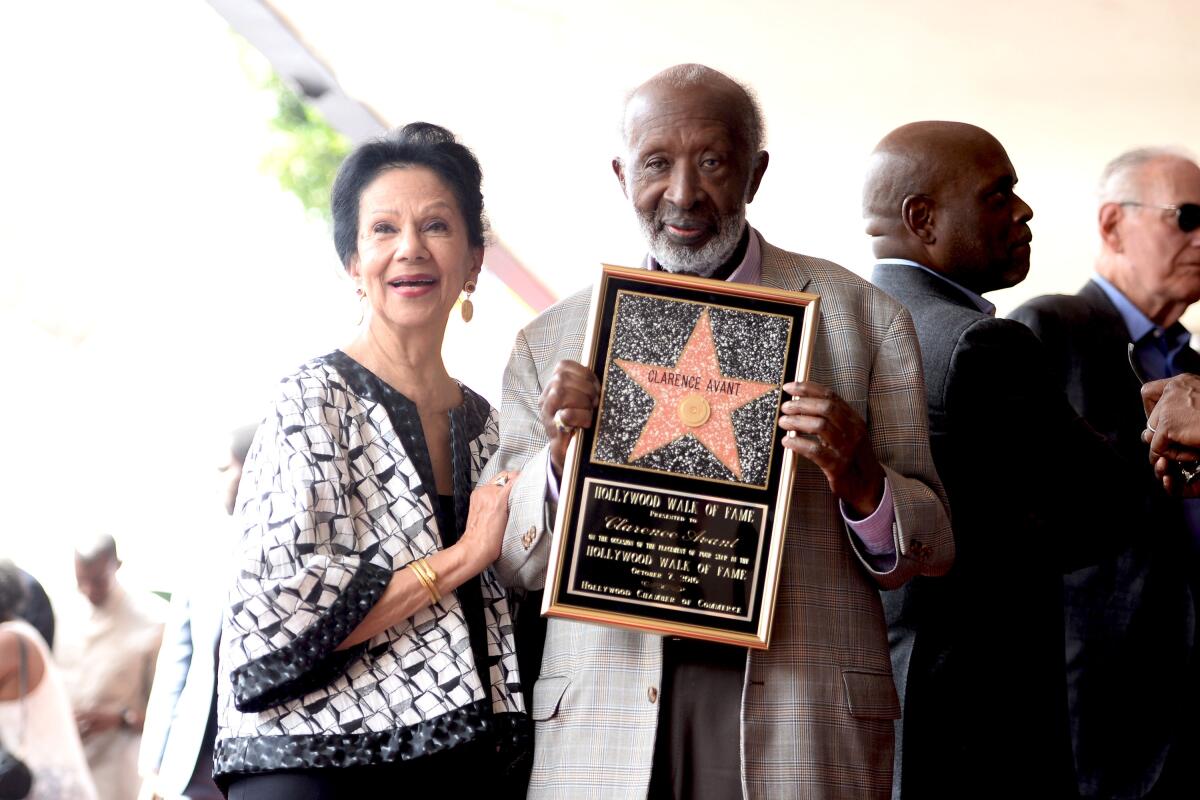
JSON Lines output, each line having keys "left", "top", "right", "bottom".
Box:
{"left": 1079, "top": 280, "right": 1125, "bottom": 331}
{"left": 759, "top": 235, "right": 813, "bottom": 293}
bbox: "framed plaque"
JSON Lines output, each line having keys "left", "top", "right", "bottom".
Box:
{"left": 542, "top": 265, "right": 820, "bottom": 648}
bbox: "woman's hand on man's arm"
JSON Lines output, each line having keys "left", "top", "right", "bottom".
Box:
{"left": 335, "top": 473, "right": 518, "bottom": 650}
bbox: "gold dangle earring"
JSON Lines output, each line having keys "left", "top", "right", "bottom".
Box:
{"left": 461, "top": 280, "right": 477, "bottom": 322}
{"left": 355, "top": 286, "right": 366, "bottom": 325}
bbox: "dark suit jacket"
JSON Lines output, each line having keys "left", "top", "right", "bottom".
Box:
{"left": 1010, "top": 280, "right": 1198, "bottom": 799}
{"left": 874, "top": 264, "right": 1137, "bottom": 800}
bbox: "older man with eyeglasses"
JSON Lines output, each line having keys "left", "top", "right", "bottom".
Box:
{"left": 1011, "top": 148, "right": 1200, "bottom": 800}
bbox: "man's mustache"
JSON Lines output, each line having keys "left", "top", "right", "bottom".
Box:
{"left": 651, "top": 207, "right": 716, "bottom": 230}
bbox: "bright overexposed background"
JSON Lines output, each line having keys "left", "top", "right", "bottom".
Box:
{"left": 0, "top": 1, "right": 367, "bottom": 613}
{"left": 2, "top": 0, "right": 1198, "bottom": 620}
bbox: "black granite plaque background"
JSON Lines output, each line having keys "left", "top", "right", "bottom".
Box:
{"left": 591, "top": 292, "right": 790, "bottom": 487}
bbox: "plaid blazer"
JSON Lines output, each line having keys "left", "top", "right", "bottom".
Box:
{"left": 482, "top": 235, "right": 953, "bottom": 799}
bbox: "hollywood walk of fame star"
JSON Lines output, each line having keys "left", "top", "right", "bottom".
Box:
{"left": 613, "top": 309, "right": 778, "bottom": 480}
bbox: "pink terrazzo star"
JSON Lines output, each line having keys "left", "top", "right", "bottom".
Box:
{"left": 613, "top": 309, "right": 778, "bottom": 480}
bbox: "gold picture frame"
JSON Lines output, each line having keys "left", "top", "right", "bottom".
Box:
{"left": 542, "top": 265, "right": 820, "bottom": 648}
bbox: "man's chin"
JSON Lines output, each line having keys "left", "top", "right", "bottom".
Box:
{"left": 652, "top": 250, "right": 723, "bottom": 277}
{"left": 640, "top": 210, "right": 745, "bottom": 277}
{"left": 649, "top": 235, "right": 731, "bottom": 277}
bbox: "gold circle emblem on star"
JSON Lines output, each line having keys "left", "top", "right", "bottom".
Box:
{"left": 678, "top": 393, "right": 711, "bottom": 427}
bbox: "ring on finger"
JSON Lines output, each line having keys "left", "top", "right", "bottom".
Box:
{"left": 493, "top": 472, "right": 509, "bottom": 487}
{"left": 553, "top": 409, "right": 573, "bottom": 436}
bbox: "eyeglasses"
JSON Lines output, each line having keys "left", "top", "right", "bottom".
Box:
{"left": 1120, "top": 201, "right": 1200, "bottom": 233}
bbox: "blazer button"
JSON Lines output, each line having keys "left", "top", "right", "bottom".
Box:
{"left": 648, "top": 686, "right": 658, "bottom": 704}
{"left": 522, "top": 526, "right": 537, "bottom": 549}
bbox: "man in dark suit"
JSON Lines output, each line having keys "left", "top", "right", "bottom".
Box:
{"left": 865, "top": 121, "right": 1138, "bottom": 799}
{"left": 1010, "top": 148, "right": 1200, "bottom": 799}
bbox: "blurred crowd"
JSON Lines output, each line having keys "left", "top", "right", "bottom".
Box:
{"left": 0, "top": 426, "right": 253, "bottom": 800}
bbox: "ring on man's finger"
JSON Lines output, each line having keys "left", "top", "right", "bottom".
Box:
{"left": 493, "top": 473, "right": 509, "bottom": 487}
{"left": 553, "top": 409, "right": 573, "bottom": 436}
{"left": 1146, "top": 421, "right": 1157, "bottom": 434}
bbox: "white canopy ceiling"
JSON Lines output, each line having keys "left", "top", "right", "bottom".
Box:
{"left": 246, "top": 0, "right": 1200, "bottom": 316}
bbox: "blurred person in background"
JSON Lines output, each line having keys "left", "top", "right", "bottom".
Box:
{"left": 214, "top": 123, "right": 525, "bottom": 798}
{"left": 138, "top": 424, "right": 257, "bottom": 800}
{"left": 0, "top": 559, "right": 98, "bottom": 799}
{"left": 58, "top": 536, "right": 164, "bottom": 800}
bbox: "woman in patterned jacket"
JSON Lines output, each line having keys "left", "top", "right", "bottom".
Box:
{"left": 215, "top": 123, "right": 525, "bottom": 797}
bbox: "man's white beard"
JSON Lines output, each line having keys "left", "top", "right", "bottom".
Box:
{"left": 637, "top": 207, "right": 747, "bottom": 278}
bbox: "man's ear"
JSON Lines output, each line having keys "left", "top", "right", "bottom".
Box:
{"left": 902, "top": 195, "right": 936, "bottom": 244}
{"left": 745, "top": 151, "right": 770, "bottom": 204}
{"left": 613, "top": 157, "right": 628, "bottom": 198}
{"left": 1099, "top": 202, "right": 1124, "bottom": 253}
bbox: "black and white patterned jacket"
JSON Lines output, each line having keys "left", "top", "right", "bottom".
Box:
{"left": 214, "top": 352, "right": 524, "bottom": 777}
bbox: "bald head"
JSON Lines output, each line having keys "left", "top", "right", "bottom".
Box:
{"left": 75, "top": 533, "right": 120, "bottom": 608}
{"left": 864, "top": 122, "right": 1004, "bottom": 233}
{"left": 864, "top": 121, "right": 1033, "bottom": 293}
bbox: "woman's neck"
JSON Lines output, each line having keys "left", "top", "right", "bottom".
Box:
{"left": 343, "top": 322, "right": 460, "bottom": 411}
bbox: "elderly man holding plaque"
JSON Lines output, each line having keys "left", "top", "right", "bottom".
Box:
{"left": 483, "top": 63, "right": 953, "bottom": 799}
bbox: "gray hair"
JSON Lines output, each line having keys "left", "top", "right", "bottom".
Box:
{"left": 1099, "top": 146, "right": 1197, "bottom": 203}
{"left": 619, "top": 64, "right": 766, "bottom": 156}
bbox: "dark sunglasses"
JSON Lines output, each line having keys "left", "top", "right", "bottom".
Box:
{"left": 1120, "top": 201, "right": 1200, "bottom": 233}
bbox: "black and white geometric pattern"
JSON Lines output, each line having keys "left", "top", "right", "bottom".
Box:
{"left": 214, "top": 352, "right": 524, "bottom": 778}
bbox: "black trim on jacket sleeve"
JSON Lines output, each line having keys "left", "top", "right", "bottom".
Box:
{"left": 231, "top": 560, "right": 392, "bottom": 712}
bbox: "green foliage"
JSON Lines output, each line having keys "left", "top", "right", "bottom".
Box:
{"left": 260, "top": 74, "right": 350, "bottom": 224}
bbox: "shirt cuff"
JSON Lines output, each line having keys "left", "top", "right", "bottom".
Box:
{"left": 546, "top": 450, "right": 560, "bottom": 503}
{"left": 840, "top": 478, "right": 896, "bottom": 557}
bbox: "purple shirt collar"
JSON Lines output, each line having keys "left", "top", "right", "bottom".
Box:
{"left": 1092, "top": 271, "right": 1193, "bottom": 381}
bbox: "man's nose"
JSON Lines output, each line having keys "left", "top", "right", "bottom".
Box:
{"left": 1015, "top": 193, "right": 1033, "bottom": 222}
{"left": 664, "top": 163, "right": 703, "bottom": 210}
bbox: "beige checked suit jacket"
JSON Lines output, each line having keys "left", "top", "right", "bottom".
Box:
{"left": 482, "top": 235, "right": 953, "bottom": 799}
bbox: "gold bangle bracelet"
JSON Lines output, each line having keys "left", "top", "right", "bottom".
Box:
{"left": 410, "top": 558, "right": 441, "bottom": 604}
{"left": 410, "top": 558, "right": 435, "bottom": 601}
{"left": 409, "top": 559, "right": 429, "bottom": 592}
{"left": 411, "top": 561, "right": 438, "bottom": 604}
